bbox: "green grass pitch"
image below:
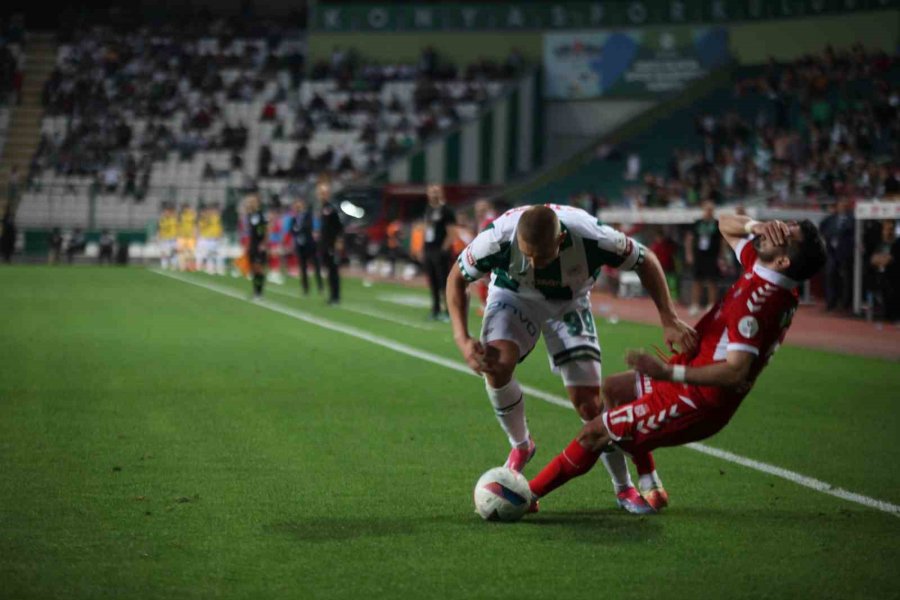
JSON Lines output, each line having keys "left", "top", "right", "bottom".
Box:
{"left": 1, "top": 266, "right": 898, "bottom": 599}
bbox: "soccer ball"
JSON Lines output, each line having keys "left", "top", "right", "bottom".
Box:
{"left": 473, "top": 467, "right": 532, "bottom": 522}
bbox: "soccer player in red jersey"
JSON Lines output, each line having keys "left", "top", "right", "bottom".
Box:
{"left": 527, "top": 213, "right": 827, "bottom": 513}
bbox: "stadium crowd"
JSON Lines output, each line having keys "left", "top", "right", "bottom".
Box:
{"left": 616, "top": 45, "right": 900, "bottom": 211}
{"left": 30, "top": 15, "right": 305, "bottom": 195}
{"left": 25, "top": 13, "right": 524, "bottom": 199}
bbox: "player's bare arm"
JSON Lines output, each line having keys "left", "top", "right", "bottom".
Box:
{"left": 447, "top": 263, "right": 489, "bottom": 374}
{"left": 626, "top": 348, "right": 753, "bottom": 388}
{"left": 719, "top": 213, "right": 791, "bottom": 250}
{"left": 634, "top": 249, "right": 698, "bottom": 353}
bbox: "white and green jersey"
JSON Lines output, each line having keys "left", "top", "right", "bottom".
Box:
{"left": 457, "top": 204, "right": 646, "bottom": 302}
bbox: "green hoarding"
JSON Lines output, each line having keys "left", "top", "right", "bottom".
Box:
{"left": 313, "top": 0, "right": 898, "bottom": 31}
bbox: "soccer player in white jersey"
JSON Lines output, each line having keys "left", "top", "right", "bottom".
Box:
{"left": 447, "top": 204, "right": 696, "bottom": 513}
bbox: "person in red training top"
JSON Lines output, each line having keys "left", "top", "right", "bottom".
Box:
{"left": 528, "top": 213, "right": 827, "bottom": 514}
{"left": 472, "top": 199, "right": 497, "bottom": 311}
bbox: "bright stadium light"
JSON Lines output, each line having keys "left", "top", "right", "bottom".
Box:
{"left": 340, "top": 201, "right": 365, "bottom": 219}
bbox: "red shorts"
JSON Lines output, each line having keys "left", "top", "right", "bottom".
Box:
{"left": 601, "top": 373, "right": 739, "bottom": 454}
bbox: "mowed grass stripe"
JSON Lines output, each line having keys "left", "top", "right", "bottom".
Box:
{"left": 153, "top": 269, "right": 900, "bottom": 518}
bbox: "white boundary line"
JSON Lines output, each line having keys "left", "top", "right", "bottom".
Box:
{"left": 260, "top": 283, "right": 440, "bottom": 332}
{"left": 152, "top": 269, "right": 900, "bottom": 518}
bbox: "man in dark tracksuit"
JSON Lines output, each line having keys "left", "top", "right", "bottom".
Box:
{"left": 291, "top": 199, "right": 322, "bottom": 295}
{"left": 317, "top": 177, "right": 344, "bottom": 305}
{"left": 246, "top": 194, "right": 269, "bottom": 299}
{"left": 819, "top": 199, "right": 855, "bottom": 312}
{"left": 423, "top": 184, "right": 456, "bottom": 320}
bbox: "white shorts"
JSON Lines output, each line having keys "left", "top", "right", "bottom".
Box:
{"left": 480, "top": 287, "right": 602, "bottom": 387}
{"left": 197, "top": 238, "right": 218, "bottom": 260}
{"left": 162, "top": 239, "right": 177, "bottom": 257}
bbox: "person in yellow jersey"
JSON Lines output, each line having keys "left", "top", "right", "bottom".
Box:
{"left": 157, "top": 203, "right": 179, "bottom": 270}
{"left": 196, "top": 203, "right": 210, "bottom": 274}
{"left": 208, "top": 203, "right": 225, "bottom": 275}
{"left": 197, "top": 203, "right": 225, "bottom": 275}
{"left": 177, "top": 203, "right": 198, "bottom": 271}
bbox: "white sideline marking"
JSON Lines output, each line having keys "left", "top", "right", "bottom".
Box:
{"left": 262, "top": 284, "right": 439, "bottom": 331}
{"left": 685, "top": 443, "right": 900, "bottom": 517}
{"left": 153, "top": 269, "right": 900, "bottom": 518}
{"left": 341, "top": 303, "right": 439, "bottom": 332}
{"left": 376, "top": 293, "right": 432, "bottom": 309}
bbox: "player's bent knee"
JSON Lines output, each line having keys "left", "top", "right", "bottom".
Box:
{"left": 567, "top": 386, "right": 601, "bottom": 421}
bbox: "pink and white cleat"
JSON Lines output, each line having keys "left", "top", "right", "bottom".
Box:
{"left": 616, "top": 486, "right": 657, "bottom": 515}
{"left": 504, "top": 438, "right": 537, "bottom": 473}
{"left": 643, "top": 487, "right": 669, "bottom": 512}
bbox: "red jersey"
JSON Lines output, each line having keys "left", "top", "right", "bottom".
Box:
{"left": 478, "top": 212, "right": 497, "bottom": 234}
{"left": 650, "top": 237, "right": 677, "bottom": 272}
{"left": 674, "top": 237, "right": 799, "bottom": 406}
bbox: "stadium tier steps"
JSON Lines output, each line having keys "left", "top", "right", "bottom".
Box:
{"left": 0, "top": 106, "right": 8, "bottom": 159}
{"left": 18, "top": 24, "right": 511, "bottom": 230}
{"left": 1, "top": 31, "right": 56, "bottom": 215}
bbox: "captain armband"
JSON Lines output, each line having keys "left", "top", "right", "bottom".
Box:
{"left": 635, "top": 243, "right": 647, "bottom": 267}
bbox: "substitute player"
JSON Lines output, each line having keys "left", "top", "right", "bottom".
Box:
{"left": 177, "top": 203, "right": 197, "bottom": 272}
{"left": 157, "top": 203, "right": 178, "bottom": 270}
{"left": 447, "top": 204, "right": 696, "bottom": 511}
{"left": 197, "top": 204, "right": 224, "bottom": 275}
{"left": 526, "top": 214, "right": 827, "bottom": 513}
{"left": 245, "top": 194, "right": 269, "bottom": 299}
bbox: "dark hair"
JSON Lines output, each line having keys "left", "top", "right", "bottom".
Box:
{"left": 784, "top": 220, "right": 826, "bottom": 282}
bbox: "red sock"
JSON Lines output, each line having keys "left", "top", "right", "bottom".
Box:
{"left": 632, "top": 452, "right": 655, "bottom": 476}
{"left": 529, "top": 438, "right": 601, "bottom": 498}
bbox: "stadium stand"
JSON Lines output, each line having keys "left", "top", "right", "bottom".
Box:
{"left": 15, "top": 16, "right": 525, "bottom": 230}
{"left": 521, "top": 46, "right": 899, "bottom": 210}
{"left": 0, "top": 17, "right": 27, "bottom": 204}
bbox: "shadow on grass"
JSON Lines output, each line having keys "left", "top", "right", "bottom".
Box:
{"left": 521, "top": 509, "right": 663, "bottom": 544}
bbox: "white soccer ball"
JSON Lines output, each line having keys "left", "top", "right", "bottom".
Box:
{"left": 473, "top": 467, "right": 532, "bottom": 522}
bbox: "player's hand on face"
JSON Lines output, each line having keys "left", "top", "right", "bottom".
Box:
{"left": 625, "top": 349, "right": 669, "bottom": 380}
{"left": 755, "top": 220, "right": 790, "bottom": 246}
{"left": 663, "top": 318, "right": 698, "bottom": 354}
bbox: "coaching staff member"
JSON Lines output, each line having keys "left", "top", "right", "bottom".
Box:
{"left": 686, "top": 201, "right": 721, "bottom": 316}
{"left": 423, "top": 184, "right": 457, "bottom": 321}
{"left": 246, "top": 194, "right": 269, "bottom": 299}
{"left": 317, "top": 175, "right": 344, "bottom": 305}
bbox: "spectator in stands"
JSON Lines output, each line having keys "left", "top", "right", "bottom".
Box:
{"left": 48, "top": 228, "right": 63, "bottom": 265}
{"left": 0, "top": 208, "right": 15, "bottom": 263}
{"left": 820, "top": 199, "right": 855, "bottom": 312}
{"left": 625, "top": 153, "right": 641, "bottom": 181}
{"left": 870, "top": 219, "right": 900, "bottom": 323}
{"left": 685, "top": 201, "right": 721, "bottom": 316}
{"left": 98, "top": 230, "right": 115, "bottom": 265}
{"left": 7, "top": 166, "right": 21, "bottom": 211}
{"left": 66, "top": 228, "right": 86, "bottom": 264}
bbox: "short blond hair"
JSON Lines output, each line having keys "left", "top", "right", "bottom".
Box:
{"left": 517, "top": 205, "right": 560, "bottom": 248}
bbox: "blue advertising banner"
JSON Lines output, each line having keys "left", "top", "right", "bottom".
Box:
{"left": 543, "top": 27, "right": 730, "bottom": 98}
